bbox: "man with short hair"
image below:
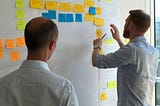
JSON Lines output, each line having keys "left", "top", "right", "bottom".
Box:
{"left": 0, "top": 17, "right": 79, "bottom": 106}
{"left": 92, "top": 9, "right": 159, "bottom": 106}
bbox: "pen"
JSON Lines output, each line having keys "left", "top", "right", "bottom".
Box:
{"left": 101, "top": 33, "right": 106, "bottom": 39}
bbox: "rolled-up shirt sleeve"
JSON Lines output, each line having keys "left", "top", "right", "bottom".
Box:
{"left": 94, "top": 44, "right": 132, "bottom": 68}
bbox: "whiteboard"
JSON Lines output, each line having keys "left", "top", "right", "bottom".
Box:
{"left": 0, "top": 0, "right": 120, "bottom": 106}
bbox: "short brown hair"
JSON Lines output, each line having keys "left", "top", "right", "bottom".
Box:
{"left": 129, "top": 9, "right": 151, "bottom": 33}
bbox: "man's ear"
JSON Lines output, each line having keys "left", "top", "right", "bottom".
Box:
{"left": 49, "top": 40, "right": 55, "bottom": 50}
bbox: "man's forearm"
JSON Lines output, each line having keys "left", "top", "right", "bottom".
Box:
{"left": 92, "top": 49, "right": 100, "bottom": 66}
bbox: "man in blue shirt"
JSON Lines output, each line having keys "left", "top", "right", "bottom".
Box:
{"left": 92, "top": 9, "right": 159, "bottom": 106}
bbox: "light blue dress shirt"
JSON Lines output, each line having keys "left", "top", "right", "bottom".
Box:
{"left": 0, "top": 60, "right": 79, "bottom": 106}
{"left": 95, "top": 36, "right": 159, "bottom": 106}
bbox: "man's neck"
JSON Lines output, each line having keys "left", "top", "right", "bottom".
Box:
{"left": 27, "top": 51, "right": 48, "bottom": 62}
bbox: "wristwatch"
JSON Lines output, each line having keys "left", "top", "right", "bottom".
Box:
{"left": 93, "top": 45, "right": 101, "bottom": 50}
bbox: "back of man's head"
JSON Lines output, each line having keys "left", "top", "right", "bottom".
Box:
{"left": 129, "top": 9, "right": 151, "bottom": 34}
{"left": 24, "top": 17, "right": 58, "bottom": 52}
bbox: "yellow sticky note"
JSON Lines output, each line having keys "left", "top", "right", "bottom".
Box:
{"left": 16, "top": 37, "right": 26, "bottom": 47}
{"left": 107, "top": 81, "right": 117, "bottom": 89}
{"left": 60, "top": 2, "right": 72, "bottom": 12}
{"left": 30, "top": 0, "right": 44, "bottom": 9}
{"left": 5, "top": 39, "right": 16, "bottom": 49}
{"left": 100, "top": 92, "right": 107, "bottom": 101}
{"left": 16, "top": 10, "right": 26, "bottom": 19}
{"left": 100, "top": 49, "right": 104, "bottom": 55}
{"left": 104, "top": 39, "right": 114, "bottom": 44}
{"left": 105, "top": 0, "right": 112, "bottom": 2}
{"left": 46, "top": 1, "right": 58, "bottom": 10}
{"left": 125, "top": 38, "right": 130, "bottom": 44}
{"left": 84, "top": 13, "right": 95, "bottom": 21}
{"left": 0, "top": 48, "right": 3, "bottom": 59}
{"left": 94, "top": 18, "right": 104, "bottom": 26}
{"left": 16, "top": 0, "right": 25, "bottom": 8}
{"left": 16, "top": 20, "right": 26, "bottom": 30}
{"left": 10, "top": 51, "right": 20, "bottom": 61}
{"left": 0, "top": 39, "right": 2, "bottom": 48}
{"left": 96, "top": 29, "right": 102, "bottom": 38}
{"left": 84, "top": 0, "right": 95, "bottom": 7}
{"left": 96, "top": 7, "right": 102, "bottom": 15}
{"left": 74, "top": 4, "right": 85, "bottom": 13}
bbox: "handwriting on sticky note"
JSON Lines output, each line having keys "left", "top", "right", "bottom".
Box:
{"left": 94, "top": 18, "right": 104, "bottom": 26}
{"left": 84, "top": 0, "right": 95, "bottom": 7}
{"left": 60, "top": 2, "right": 72, "bottom": 12}
{"left": 16, "top": 37, "right": 26, "bottom": 47}
{"left": 30, "top": 0, "right": 44, "bottom": 9}
{"left": 96, "top": 29, "right": 102, "bottom": 38}
{"left": 16, "top": 20, "right": 26, "bottom": 30}
{"left": 10, "top": 51, "right": 20, "bottom": 61}
{"left": 100, "top": 92, "right": 107, "bottom": 101}
{"left": 46, "top": 1, "right": 58, "bottom": 10}
{"left": 74, "top": 4, "right": 85, "bottom": 13}
{"left": 0, "top": 48, "right": 3, "bottom": 59}
{"left": 0, "top": 39, "right": 2, "bottom": 48}
{"left": 16, "top": 0, "right": 25, "bottom": 8}
{"left": 107, "top": 81, "right": 117, "bottom": 89}
{"left": 16, "top": 10, "right": 26, "bottom": 19}
{"left": 5, "top": 39, "right": 16, "bottom": 49}
{"left": 84, "top": 13, "right": 95, "bottom": 21}
{"left": 96, "top": 7, "right": 102, "bottom": 15}
{"left": 104, "top": 39, "right": 114, "bottom": 44}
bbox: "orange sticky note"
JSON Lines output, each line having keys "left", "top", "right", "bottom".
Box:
{"left": 94, "top": 18, "right": 104, "bottom": 26}
{"left": 16, "top": 37, "right": 26, "bottom": 47}
{"left": 0, "top": 48, "right": 3, "bottom": 59}
{"left": 60, "top": 2, "right": 72, "bottom": 12}
{"left": 46, "top": 1, "right": 58, "bottom": 10}
{"left": 0, "top": 39, "right": 3, "bottom": 48}
{"left": 5, "top": 39, "right": 16, "bottom": 49}
{"left": 84, "top": 13, "right": 95, "bottom": 21}
{"left": 10, "top": 51, "right": 20, "bottom": 61}
{"left": 73, "top": 4, "right": 85, "bottom": 13}
{"left": 100, "top": 92, "right": 107, "bottom": 101}
{"left": 96, "top": 29, "right": 102, "bottom": 38}
{"left": 96, "top": 7, "right": 102, "bottom": 15}
{"left": 84, "top": 0, "right": 95, "bottom": 7}
{"left": 30, "top": 0, "right": 44, "bottom": 9}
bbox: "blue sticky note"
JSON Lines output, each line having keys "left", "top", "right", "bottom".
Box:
{"left": 58, "top": 14, "right": 66, "bottom": 22}
{"left": 42, "top": 11, "right": 56, "bottom": 19}
{"left": 66, "top": 14, "right": 74, "bottom": 22}
{"left": 89, "top": 7, "right": 96, "bottom": 15}
{"left": 75, "top": 14, "right": 82, "bottom": 22}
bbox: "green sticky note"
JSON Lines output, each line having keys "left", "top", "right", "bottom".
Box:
{"left": 16, "top": 10, "right": 25, "bottom": 19}
{"left": 105, "top": 0, "right": 112, "bottom": 2}
{"left": 16, "top": 20, "right": 26, "bottom": 30}
{"left": 107, "top": 81, "right": 117, "bottom": 89}
{"left": 16, "top": 1, "right": 24, "bottom": 8}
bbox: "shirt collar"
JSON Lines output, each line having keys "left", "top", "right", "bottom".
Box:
{"left": 20, "top": 60, "right": 50, "bottom": 71}
{"left": 130, "top": 36, "right": 146, "bottom": 43}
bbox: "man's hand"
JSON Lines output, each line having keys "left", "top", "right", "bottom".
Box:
{"left": 93, "top": 38, "right": 102, "bottom": 48}
{"left": 110, "top": 24, "right": 124, "bottom": 47}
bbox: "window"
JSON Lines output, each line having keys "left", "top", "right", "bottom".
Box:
{"left": 155, "top": 0, "right": 160, "bottom": 105}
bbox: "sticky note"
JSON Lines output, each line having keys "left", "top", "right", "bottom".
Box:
{"left": 0, "top": 39, "right": 2, "bottom": 48}
{"left": 10, "top": 51, "right": 20, "bottom": 61}
{"left": 104, "top": 39, "right": 114, "bottom": 44}
{"left": 42, "top": 11, "right": 56, "bottom": 19}
{"left": 84, "top": 13, "right": 95, "bottom": 22}
{"left": 96, "top": 29, "right": 102, "bottom": 38}
{"left": 16, "top": 37, "right": 26, "bottom": 47}
{"left": 96, "top": 7, "right": 102, "bottom": 15}
{"left": 30, "top": 0, "right": 44, "bottom": 9}
{"left": 58, "top": 14, "right": 66, "bottom": 22}
{"left": 16, "top": 0, "right": 25, "bottom": 8}
{"left": 75, "top": 14, "right": 82, "bottom": 22}
{"left": 107, "top": 81, "right": 117, "bottom": 89}
{"left": 105, "top": 0, "right": 112, "bottom": 2}
{"left": 125, "top": 39, "right": 130, "bottom": 44}
{"left": 73, "top": 4, "right": 85, "bottom": 13}
{"left": 16, "top": 10, "right": 26, "bottom": 19}
{"left": 89, "top": 7, "right": 96, "bottom": 15}
{"left": 84, "top": 0, "right": 95, "bottom": 7}
{"left": 0, "top": 48, "right": 3, "bottom": 59}
{"left": 60, "top": 2, "right": 72, "bottom": 12}
{"left": 66, "top": 14, "right": 74, "bottom": 22}
{"left": 16, "top": 20, "right": 26, "bottom": 30}
{"left": 5, "top": 39, "right": 16, "bottom": 49}
{"left": 100, "top": 92, "right": 107, "bottom": 101}
{"left": 94, "top": 18, "right": 104, "bottom": 26}
{"left": 100, "top": 49, "right": 104, "bottom": 55}
{"left": 46, "top": 1, "right": 58, "bottom": 10}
